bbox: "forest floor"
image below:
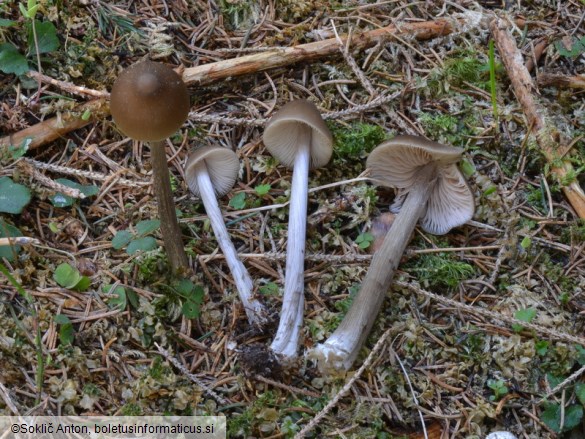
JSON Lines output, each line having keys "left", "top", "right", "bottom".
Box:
{"left": 1, "top": 0, "right": 585, "bottom": 438}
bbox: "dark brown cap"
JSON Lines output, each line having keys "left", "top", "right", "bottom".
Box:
{"left": 110, "top": 61, "right": 189, "bottom": 142}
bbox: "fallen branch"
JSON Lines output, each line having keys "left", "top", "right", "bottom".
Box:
{"left": 538, "top": 73, "right": 585, "bottom": 90}
{"left": 0, "top": 99, "right": 109, "bottom": 152}
{"left": 490, "top": 17, "right": 585, "bottom": 219}
{"left": 1, "top": 16, "right": 468, "bottom": 151}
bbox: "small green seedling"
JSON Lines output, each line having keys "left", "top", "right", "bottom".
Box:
{"left": 53, "top": 262, "right": 90, "bottom": 292}
{"left": 228, "top": 192, "right": 247, "bottom": 210}
{"left": 112, "top": 219, "right": 161, "bottom": 255}
{"left": 172, "top": 278, "right": 204, "bottom": 319}
{"left": 512, "top": 307, "right": 537, "bottom": 332}
{"left": 103, "top": 284, "right": 138, "bottom": 310}
{"left": 254, "top": 184, "right": 271, "bottom": 197}
{"left": 0, "top": 0, "right": 59, "bottom": 75}
{"left": 355, "top": 232, "right": 374, "bottom": 250}
{"left": 487, "top": 379, "right": 509, "bottom": 401}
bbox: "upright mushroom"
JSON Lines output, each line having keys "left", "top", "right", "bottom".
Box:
{"left": 185, "top": 145, "right": 268, "bottom": 327}
{"left": 310, "top": 135, "right": 474, "bottom": 372}
{"left": 263, "top": 100, "right": 333, "bottom": 361}
{"left": 110, "top": 61, "right": 190, "bottom": 274}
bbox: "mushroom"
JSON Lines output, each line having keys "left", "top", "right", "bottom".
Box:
{"left": 262, "top": 100, "right": 333, "bottom": 361}
{"left": 184, "top": 145, "right": 268, "bottom": 327}
{"left": 110, "top": 61, "right": 190, "bottom": 273}
{"left": 310, "top": 135, "right": 474, "bottom": 372}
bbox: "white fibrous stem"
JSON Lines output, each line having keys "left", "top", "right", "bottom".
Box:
{"left": 194, "top": 162, "right": 268, "bottom": 327}
{"left": 309, "top": 163, "right": 438, "bottom": 373}
{"left": 271, "top": 129, "right": 311, "bottom": 361}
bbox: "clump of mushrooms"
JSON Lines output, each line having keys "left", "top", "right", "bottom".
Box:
{"left": 110, "top": 61, "right": 190, "bottom": 274}
{"left": 184, "top": 145, "right": 268, "bottom": 327}
{"left": 310, "top": 135, "right": 474, "bottom": 372}
{"left": 262, "top": 100, "right": 333, "bottom": 361}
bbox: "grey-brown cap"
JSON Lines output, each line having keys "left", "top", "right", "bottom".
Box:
{"left": 185, "top": 145, "right": 240, "bottom": 197}
{"left": 263, "top": 100, "right": 333, "bottom": 169}
{"left": 366, "top": 135, "right": 474, "bottom": 235}
{"left": 110, "top": 61, "right": 189, "bottom": 142}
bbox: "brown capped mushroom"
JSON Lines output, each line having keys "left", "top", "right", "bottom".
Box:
{"left": 185, "top": 145, "right": 268, "bottom": 327}
{"left": 310, "top": 135, "right": 474, "bottom": 372}
{"left": 110, "top": 61, "right": 190, "bottom": 274}
{"left": 262, "top": 100, "right": 333, "bottom": 361}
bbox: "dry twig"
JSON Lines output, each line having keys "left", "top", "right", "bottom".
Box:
{"left": 490, "top": 17, "right": 585, "bottom": 218}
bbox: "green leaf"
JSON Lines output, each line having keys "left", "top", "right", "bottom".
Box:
{"left": 547, "top": 373, "right": 564, "bottom": 389}
{"left": 0, "top": 177, "right": 32, "bottom": 214}
{"left": 112, "top": 230, "right": 133, "bottom": 249}
{"left": 355, "top": 232, "right": 374, "bottom": 249}
{"left": 555, "top": 37, "right": 585, "bottom": 59}
{"left": 126, "top": 236, "right": 157, "bottom": 255}
{"left": 254, "top": 184, "right": 271, "bottom": 196}
{"left": 0, "top": 220, "right": 23, "bottom": 262}
{"left": 73, "top": 275, "right": 91, "bottom": 292}
{"left": 54, "top": 262, "right": 82, "bottom": 289}
{"left": 512, "top": 307, "right": 537, "bottom": 332}
{"left": 535, "top": 340, "right": 549, "bottom": 356}
{"left": 54, "top": 314, "right": 74, "bottom": 345}
{"left": 50, "top": 178, "right": 99, "bottom": 207}
{"left": 28, "top": 20, "right": 59, "bottom": 54}
{"left": 181, "top": 281, "right": 205, "bottom": 319}
{"left": 576, "top": 345, "right": 585, "bottom": 366}
{"left": 228, "top": 192, "right": 246, "bottom": 210}
{"left": 135, "top": 219, "right": 160, "bottom": 237}
{"left": 541, "top": 403, "right": 562, "bottom": 433}
{"left": 576, "top": 383, "right": 585, "bottom": 407}
{"left": 0, "top": 43, "right": 29, "bottom": 75}
{"left": 174, "top": 278, "right": 196, "bottom": 296}
{"left": 564, "top": 405, "right": 583, "bottom": 430}
{"left": 520, "top": 236, "right": 532, "bottom": 250}
{"left": 126, "top": 288, "right": 139, "bottom": 308}
{"left": 9, "top": 137, "right": 32, "bottom": 159}
{"left": 103, "top": 284, "right": 127, "bottom": 309}
{"left": 0, "top": 19, "right": 18, "bottom": 27}
{"left": 181, "top": 300, "right": 201, "bottom": 319}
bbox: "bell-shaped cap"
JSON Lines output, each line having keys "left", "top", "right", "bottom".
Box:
{"left": 366, "top": 135, "right": 474, "bottom": 235}
{"left": 263, "top": 100, "right": 333, "bottom": 169}
{"left": 185, "top": 145, "right": 240, "bottom": 198}
{"left": 110, "top": 61, "right": 189, "bottom": 142}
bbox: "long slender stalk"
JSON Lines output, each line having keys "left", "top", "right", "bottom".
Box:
{"left": 149, "top": 141, "right": 190, "bottom": 274}
{"left": 311, "top": 163, "right": 437, "bottom": 373}
{"left": 194, "top": 162, "right": 267, "bottom": 327}
{"left": 271, "top": 131, "right": 311, "bottom": 360}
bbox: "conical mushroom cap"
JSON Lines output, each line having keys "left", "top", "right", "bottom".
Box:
{"left": 110, "top": 61, "right": 189, "bottom": 142}
{"left": 185, "top": 145, "right": 240, "bottom": 198}
{"left": 263, "top": 100, "right": 333, "bottom": 169}
{"left": 367, "top": 135, "right": 474, "bottom": 235}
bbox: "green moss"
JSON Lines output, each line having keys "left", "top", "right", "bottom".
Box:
{"left": 330, "top": 121, "right": 386, "bottom": 161}
{"left": 406, "top": 253, "right": 476, "bottom": 289}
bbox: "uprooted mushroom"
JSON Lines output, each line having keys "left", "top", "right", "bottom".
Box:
{"left": 309, "top": 135, "right": 475, "bottom": 373}
{"left": 262, "top": 100, "right": 333, "bottom": 362}
{"left": 184, "top": 145, "right": 268, "bottom": 327}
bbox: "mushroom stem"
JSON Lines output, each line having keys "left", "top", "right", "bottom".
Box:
{"left": 193, "top": 161, "right": 268, "bottom": 327}
{"left": 270, "top": 130, "right": 311, "bottom": 360}
{"left": 150, "top": 140, "right": 190, "bottom": 274}
{"left": 310, "top": 163, "right": 438, "bottom": 372}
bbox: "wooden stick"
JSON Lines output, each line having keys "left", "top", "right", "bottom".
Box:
{"left": 0, "top": 17, "right": 461, "bottom": 152}
{"left": 490, "top": 17, "right": 585, "bottom": 219}
{"left": 538, "top": 73, "right": 585, "bottom": 90}
{"left": 0, "top": 99, "right": 109, "bottom": 152}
